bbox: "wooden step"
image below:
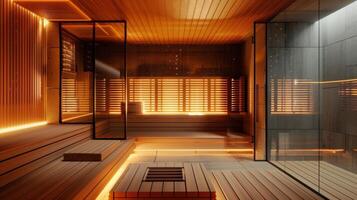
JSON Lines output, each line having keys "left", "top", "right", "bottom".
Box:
{"left": 63, "top": 140, "right": 122, "bottom": 161}
{"left": 0, "top": 139, "right": 136, "bottom": 200}
{"left": 0, "top": 124, "right": 91, "bottom": 187}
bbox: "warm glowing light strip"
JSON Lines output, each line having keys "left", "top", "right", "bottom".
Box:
{"left": 67, "top": 0, "right": 91, "bottom": 20}
{"left": 135, "top": 148, "right": 253, "bottom": 152}
{"left": 109, "top": 112, "right": 121, "bottom": 115}
{"left": 62, "top": 113, "right": 93, "bottom": 122}
{"left": 14, "top": 0, "right": 91, "bottom": 21}
{"left": 0, "top": 121, "right": 47, "bottom": 134}
{"left": 296, "top": 78, "right": 357, "bottom": 84}
{"left": 96, "top": 155, "right": 133, "bottom": 200}
{"left": 271, "top": 149, "right": 344, "bottom": 153}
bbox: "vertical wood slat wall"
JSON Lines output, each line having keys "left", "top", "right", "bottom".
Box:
{"left": 0, "top": 0, "right": 47, "bottom": 129}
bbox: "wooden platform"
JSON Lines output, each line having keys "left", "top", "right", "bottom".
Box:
{"left": 64, "top": 140, "right": 121, "bottom": 161}
{"left": 111, "top": 162, "right": 216, "bottom": 199}
{"left": 0, "top": 124, "right": 91, "bottom": 187}
{"left": 0, "top": 139, "right": 135, "bottom": 200}
{"left": 272, "top": 160, "right": 357, "bottom": 200}
{"left": 211, "top": 161, "right": 324, "bottom": 200}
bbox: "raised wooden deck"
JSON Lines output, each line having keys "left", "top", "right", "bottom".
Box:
{"left": 111, "top": 162, "right": 215, "bottom": 199}
{"left": 272, "top": 160, "right": 357, "bottom": 200}
{"left": 0, "top": 139, "right": 135, "bottom": 200}
{"left": 211, "top": 161, "right": 323, "bottom": 200}
{"left": 0, "top": 124, "right": 91, "bottom": 187}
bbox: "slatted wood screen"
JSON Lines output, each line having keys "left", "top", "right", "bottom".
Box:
{"left": 339, "top": 80, "right": 357, "bottom": 111}
{"left": 129, "top": 77, "right": 228, "bottom": 114}
{"left": 62, "top": 76, "right": 91, "bottom": 114}
{"left": 62, "top": 77, "right": 247, "bottom": 115}
{"left": 270, "top": 79, "right": 314, "bottom": 114}
{"left": 0, "top": 0, "right": 47, "bottom": 128}
{"left": 231, "top": 77, "right": 246, "bottom": 112}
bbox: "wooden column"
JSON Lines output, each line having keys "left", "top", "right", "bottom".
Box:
{"left": 46, "top": 22, "right": 60, "bottom": 124}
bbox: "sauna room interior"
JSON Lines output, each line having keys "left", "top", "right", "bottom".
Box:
{"left": 1, "top": 0, "right": 357, "bottom": 199}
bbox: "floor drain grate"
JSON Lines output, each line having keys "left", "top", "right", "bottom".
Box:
{"left": 143, "top": 167, "right": 185, "bottom": 182}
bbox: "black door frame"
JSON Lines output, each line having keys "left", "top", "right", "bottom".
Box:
{"left": 59, "top": 20, "right": 127, "bottom": 140}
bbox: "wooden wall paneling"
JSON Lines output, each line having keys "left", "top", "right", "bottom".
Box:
{"left": 0, "top": 0, "right": 3, "bottom": 127}
{"left": 0, "top": 0, "right": 47, "bottom": 129}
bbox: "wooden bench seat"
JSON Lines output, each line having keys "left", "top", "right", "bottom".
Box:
{"left": 0, "top": 139, "right": 135, "bottom": 200}
{"left": 111, "top": 162, "right": 216, "bottom": 199}
{"left": 64, "top": 140, "right": 121, "bottom": 161}
{"left": 0, "top": 124, "right": 91, "bottom": 187}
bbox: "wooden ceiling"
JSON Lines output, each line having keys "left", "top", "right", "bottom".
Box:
{"left": 14, "top": 0, "right": 90, "bottom": 21}
{"left": 15, "top": 0, "right": 294, "bottom": 44}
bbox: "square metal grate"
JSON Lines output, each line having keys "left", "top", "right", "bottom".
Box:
{"left": 143, "top": 167, "right": 185, "bottom": 182}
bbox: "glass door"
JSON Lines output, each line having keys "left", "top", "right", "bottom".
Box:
{"left": 94, "top": 21, "right": 127, "bottom": 139}
{"left": 60, "top": 21, "right": 127, "bottom": 139}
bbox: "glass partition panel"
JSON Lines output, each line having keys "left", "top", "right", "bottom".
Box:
{"left": 266, "top": 0, "right": 357, "bottom": 197}
{"left": 319, "top": 0, "right": 357, "bottom": 198}
{"left": 60, "top": 22, "right": 94, "bottom": 124}
{"left": 267, "top": 0, "right": 320, "bottom": 191}
{"left": 94, "top": 22, "right": 126, "bottom": 139}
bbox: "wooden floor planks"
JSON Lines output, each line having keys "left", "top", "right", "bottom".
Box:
{"left": 272, "top": 161, "right": 357, "bottom": 200}
{"left": 0, "top": 139, "right": 135, "bottom": 200}
{"left": 211, "top": 162, "right": 323, "bottom": 200}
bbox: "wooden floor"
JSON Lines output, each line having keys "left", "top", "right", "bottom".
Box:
{"left": 211, "top": 162, "right": 323, "bottom": 200}
{"left": 98, "top": 135, "right": 323, "bottom": 200}
{"left": 272, "top": 161, "right": 357, "bottom": 200}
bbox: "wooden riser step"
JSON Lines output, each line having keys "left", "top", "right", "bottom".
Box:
{"left": 0, "top": 139, "right": 136, "bottom": 200}
{"left": 63, "top": 140, "right": 121, "bottom": 161}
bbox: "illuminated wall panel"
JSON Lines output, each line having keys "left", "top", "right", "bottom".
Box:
{"left": 270, "top": 79, "right": 315, "bottom": 114}
{"left": 129, "top": 78, "right": 155, "bottom": 112}
{"left": 61, "top": 76, "right": 246, "bottom": 115}
{"left": 231, "top": 77, "right": 246, "bottom": 112}
{"left": 128, "top": 77, "right": 229, "bottom": 114}
{"left": 0, "top": 0, "right": 47, "bottom": 129}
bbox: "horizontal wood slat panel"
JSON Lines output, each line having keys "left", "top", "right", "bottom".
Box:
{"left": 270, "top": 79, "right": 315, "bottom": 114}
{"left": 62, "top": 77, "right": 247, "bottom": 115}
{"left": 0, "top": 0, "right": 47, "bottom": 129}
{"left": 129, "top": 77, "right": 228, "bottom": 114}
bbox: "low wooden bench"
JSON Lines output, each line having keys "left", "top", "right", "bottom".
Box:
{"left": 0, "top": 139, "right": 135, "bottom": 200}
{"left": 111, "top": 162, "right": 216, "bottom": 199}
{"left": 0, "top": 124, "right": 91, "bottom": 187}
{"left": 64, "top": 140, "right": 121, "bottom": 161}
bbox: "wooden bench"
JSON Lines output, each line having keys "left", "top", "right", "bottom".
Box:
{"left": 127, "top": 115, "right": 229, "bottom": 132}
{"left": 0, "top": 124, "right": 91, "bottom": 187}
{"left": 63, "top": 140, "right": 121, "bottom": 161}
{"left": 0, "top": 139, "right": 135, "bottom": 200}
{"left": 111, "top": 162, "right": 216, "bottom": 199}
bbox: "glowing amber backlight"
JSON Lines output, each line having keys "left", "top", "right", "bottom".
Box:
{"left": 0, "top": 121, "right": 47, "bottom": 134}
{"left": 62, "top": 77, "right": 247, "bottom": 116}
